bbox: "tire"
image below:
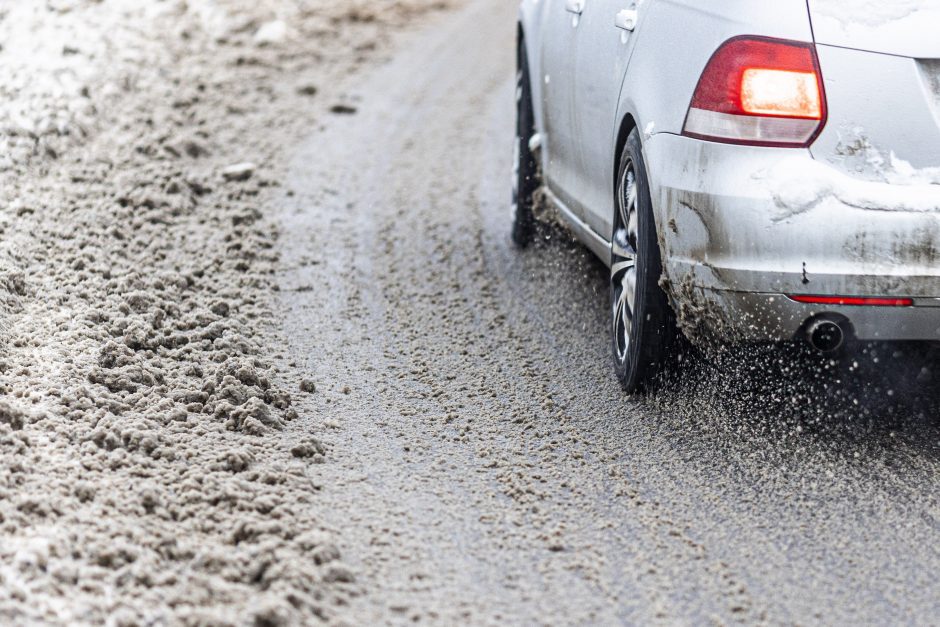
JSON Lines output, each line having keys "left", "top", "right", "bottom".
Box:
{"left": 610, "top": 129, "right": 677, "bottom": 393}
{"left": 511, "top": 39, "right": 539, "bottom": 248}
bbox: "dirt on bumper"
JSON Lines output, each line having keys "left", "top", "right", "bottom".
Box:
{"left": 645, "top": 133, "right": 940, "bottom": 344}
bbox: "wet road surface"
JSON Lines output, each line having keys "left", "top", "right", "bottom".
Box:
{"left": 275, "top": 1, "right": 940, "bottom": 622}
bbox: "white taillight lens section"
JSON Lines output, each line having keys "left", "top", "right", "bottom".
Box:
{"left": 741, "top": 69, "right": 821, "bottom": 118}
{"left": 682, "top": 37, "right": 827, "bottom": 147}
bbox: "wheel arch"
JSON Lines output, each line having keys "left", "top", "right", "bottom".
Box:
{"left": 613, "top": 114, "right": 638, "bottom": 206}
{"left": 612, "top": 113, "right": 649, "bottom": 247}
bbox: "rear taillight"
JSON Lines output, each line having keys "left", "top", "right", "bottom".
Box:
{"left": 682, "top": 36, "right": 826, "bottom": 147}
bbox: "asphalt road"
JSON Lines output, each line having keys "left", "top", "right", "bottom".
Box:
{"left": 276, "top": 1, "right": 940, "bottom": 623}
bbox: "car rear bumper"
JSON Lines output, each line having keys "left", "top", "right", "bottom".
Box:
{"left": 677, "top": 288, "right": 940, "bottom": 342}
{"left": 644, "top": 132, "right": 940, "bottom": 342}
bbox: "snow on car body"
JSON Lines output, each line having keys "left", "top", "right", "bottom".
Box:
{"left": 512, "top": 0, "right": 940, "bottom": 391}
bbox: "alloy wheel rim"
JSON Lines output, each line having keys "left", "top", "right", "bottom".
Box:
{"left": 612, "top": 159, "right": 639, "bottom": 364}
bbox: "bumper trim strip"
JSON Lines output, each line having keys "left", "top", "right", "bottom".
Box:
{"left": 787, "top": 294, "right": 914, "bottom": 307}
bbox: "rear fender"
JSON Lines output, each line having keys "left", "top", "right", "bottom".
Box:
{"left": 615, "top": 0, "right": 815, "bottom": 257}
{"left": 616, "top": 0, "right": 815, "bottom": 139}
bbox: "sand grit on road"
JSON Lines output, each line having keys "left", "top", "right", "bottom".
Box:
{"left": 0, "top": 0, "right": 456, "bottom": 623}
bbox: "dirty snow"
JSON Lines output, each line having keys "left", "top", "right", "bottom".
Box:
{"left": 254, "top": 20, "right": 288, "bottom": 46}
{"left": 0, "top": 0, "right": 454, "bottom": 623}
{"left": 757, "top": 141, "right": 940, "bottom": 219}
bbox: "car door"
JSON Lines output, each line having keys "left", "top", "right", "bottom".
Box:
{"left": 539, "top": 0, "right": 588, "bottom": 215}
{"left": 569, "top": 0, "right": 647, "bottom": 238}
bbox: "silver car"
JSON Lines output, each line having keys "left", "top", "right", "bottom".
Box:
{"left": 513, "top": 0, "right": 940, "bottom": 391}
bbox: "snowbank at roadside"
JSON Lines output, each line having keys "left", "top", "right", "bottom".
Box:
{"left": 0, "top": 0, "right": 453, "bottom": 623}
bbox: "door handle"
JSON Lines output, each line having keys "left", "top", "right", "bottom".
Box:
{"left": 615, "top": 8, "right": 638, "bottom": 31}
{"left": 565, "top": 0, "right": 584, "bottom": 15}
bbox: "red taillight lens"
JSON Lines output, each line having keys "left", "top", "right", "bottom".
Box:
{"left": 788, "top": 295, "right": 914, "bottom": 307}
{"left": 682, "top": 36, "right": 826, "bottom": 147}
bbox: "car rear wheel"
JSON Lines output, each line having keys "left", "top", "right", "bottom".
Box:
{"left": 611, "top": 129, "right": 677, "bottom": 392}
{"left": 511, "top": 40, "right": 538, "bottom": 248}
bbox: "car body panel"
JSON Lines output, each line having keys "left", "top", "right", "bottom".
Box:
{"left": 608, "top": 0, "right": 815, "bottom": 239}
{"left": 569, "top": 0, "right": 644, "bottom": 236}
{"left": 807, "top": 0, "right": 940, "bottom": 59}
{"left": 616, "top": 0, "right": 815, "bottom": 135}
{"left": 809, "top": 45, "right": 940, "bottom": 181}
{"left": 538, "top": 0, "right": 582, "bottom": 213}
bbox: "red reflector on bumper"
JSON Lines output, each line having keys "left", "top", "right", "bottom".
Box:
{"left": 788, "top": 295, "right": 914, "bottom": 307}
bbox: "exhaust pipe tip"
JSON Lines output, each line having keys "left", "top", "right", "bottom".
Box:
{"left": 806, "top": 318, "right": 845, "bottom": 353}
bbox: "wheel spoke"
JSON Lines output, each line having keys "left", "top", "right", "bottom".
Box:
{"left": 611, "top": 228, "right": 636, "bottom": 261}
{"left": 611, "top": 258, "right": 635, "bottom": 277}
{"left": 624, "top": 268, "right": 637, "bottom": 314}
{"left": 613, "top": 290, "right": 625, "bottom": 327}
{"left": 619, "top": 169, "right": 635, "bottom": 229}
{"left": 618, "top": 197, "right": 631, "bottom": 234}
{"left": 615, "top": 284, "right": 632, "bottom": 348}
{"left": 613, "top": 290, "right": 629, "bottom": 358}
